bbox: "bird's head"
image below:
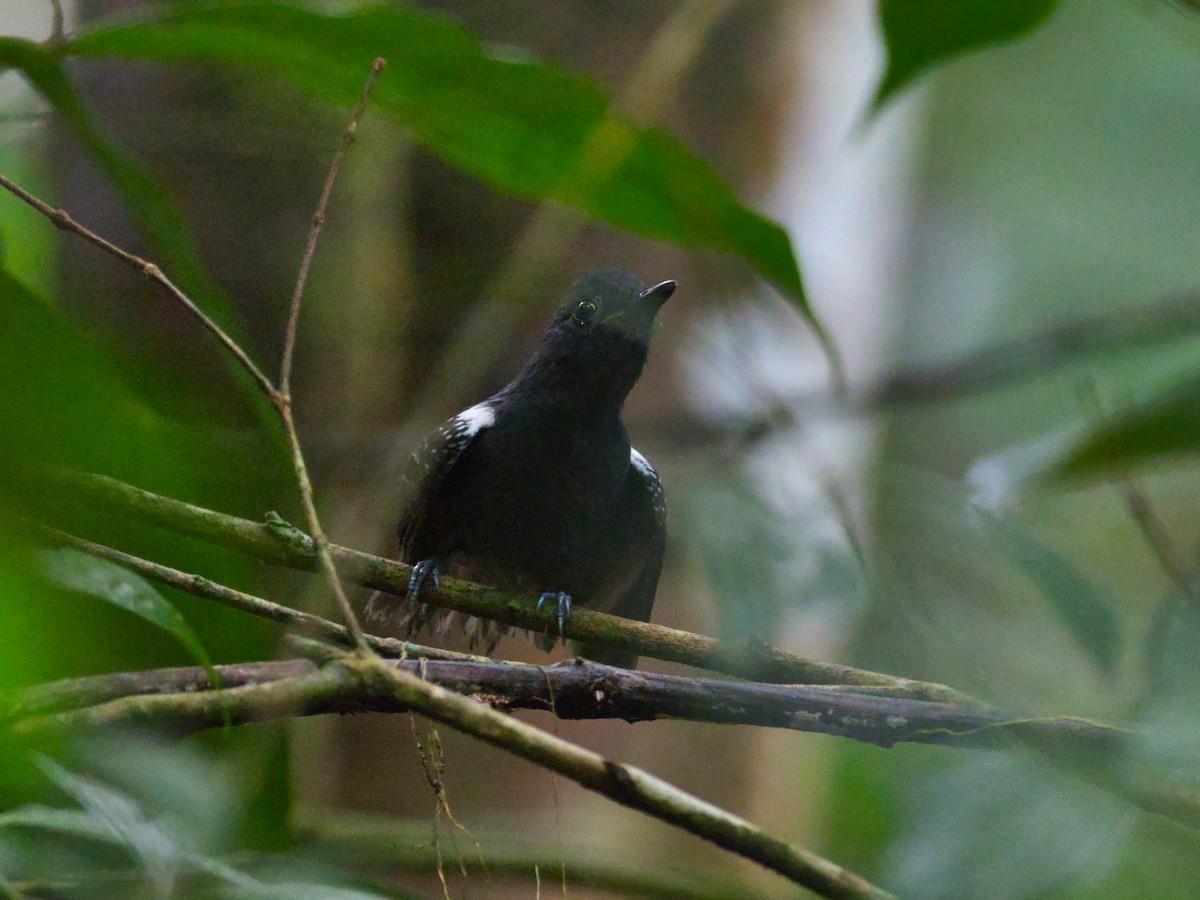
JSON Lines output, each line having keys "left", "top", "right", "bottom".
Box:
{"left": 530, "top": 270, "right": 676, "bottom": 406}
{"left": 551, "top": 270, "right": 676, "bottom": 345}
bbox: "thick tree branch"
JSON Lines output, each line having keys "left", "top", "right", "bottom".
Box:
{"left": 44, "top": 467, "right": 969, "bottom": 702}
{"left": 11, "top": 656, "right": 1128, "bottom": 753}
{"left": 653, "top": 288, "right": 1200, "bottom": 451}
{"left": 13, "top": 658, "right": 894, "bottom": 900}
{"left": 32, "top": 477, "right": 1200, "bottom": 833}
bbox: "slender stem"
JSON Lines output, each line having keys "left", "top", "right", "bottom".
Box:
{"left": 303, "top": 816, "right": 756, "bottom": 900}
{"left": 280, "top": 57, "right": 386, "bottom": 395}
{"left": 273, "top": 58, "right": 386, "bottom": 650}
{"left": 0, "top": 172, "right": 278, "bottom": 399}
{"left": 1120, "top": 480, "right": 1197, "bottom": 603}
{"left": 47, "top": 0, "right": 65, "bottom": 44}
{"left": 278, "top": 400, "right": 368, "bottom": 648}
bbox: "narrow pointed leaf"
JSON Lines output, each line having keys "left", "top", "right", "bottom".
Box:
{"left": 38, "top": 548, "right": 214, "bottom": 672}
{"left": 64, "top": 1, "right": 825, "bottom": 339}
{"left": 1051, "top": 374, "right": 1200, "bottom": 479}
{"left": 873, "top": 0, "right": 1060, "bottom": 110}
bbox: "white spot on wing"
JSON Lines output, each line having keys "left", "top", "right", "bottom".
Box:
{"left": 631, "top": 447, "right": 666, "bottom": 524}
{"left": 630, "top": 447, "right": 657, "bottom": 478}
{"left": 455, "top": 401, "right": 496, "bottom": 437}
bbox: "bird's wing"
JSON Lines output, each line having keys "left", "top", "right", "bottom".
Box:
{"left": 612, "top": 447, "right": 666, "bottom": 624}
{"left": 396, "top": 400, "right": 496, "bottom": 558}
{"left": 577, "top": 448, "right": 665, "bottom": 668}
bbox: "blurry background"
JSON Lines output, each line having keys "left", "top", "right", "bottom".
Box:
{"left": 3, "top": 0, "right": 1200, "bottom": 897}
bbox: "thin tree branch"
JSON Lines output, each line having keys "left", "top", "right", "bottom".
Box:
{"left": 856, "top": 291, "right": 1200, "bottom": 410}
{"left": 1120, "top": 479, "right": 1197, "bottom": 603}
{"left": 275, "top": 58, "right": 386, "bottom": 651}
{"left": 1076, "top": 382, "right": 1198, "bottom": 709}
{"left": 18, "top": 652, "right": 1200, "bottom": 834}
{"left": 11, "top": 655, "right": 1130, "bottom": 753}
{"left": 277, "top": 400, "right": 368, "bottom": 648}
{"left": 281, "top": 57, "right": 386, "bottom": 394}
{"left": 37, "top": 527, "right": 490, "bottom": 665}
{"left": 1120, "top": 475, "right": 1195, "bottom": 707}
{"left": 14, "top": 657, "right": 895, "bottom": 900}
{"left": 0, "top": 172, "right": 277, "bottom": 399}
{"left": 42, "top": 468, "right": 971, "bottom": 702}
{"left": 47, "top": 0, "right": 65, "bottom": 45}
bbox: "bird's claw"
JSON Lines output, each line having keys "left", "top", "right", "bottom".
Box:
{"left": 537, "top": 590, "right": 573, "bottom": 636}
{"left": 408, "top": 557, "right": 444, "bottom": 609}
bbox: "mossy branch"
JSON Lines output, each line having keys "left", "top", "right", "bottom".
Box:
{"left": 47, "top": 467, "right": 968, "bottom": 702}
{"left": 11, "top": 653, "right": 1127, "bottom": 753}
{"left": 11, "top": 657, "right": 894, "bottom": 900}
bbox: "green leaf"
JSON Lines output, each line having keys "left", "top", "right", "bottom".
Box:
{"left": 1050, "top": 374, "right": 1200, "bottom": 479}
{"left": 63, "top": 1, "right": 826, "bottom": 341}
{"left": 873, "top": 0, "right": 1061, "bottom": 110}
{"left": 975, "top": 511, "right": 1122, "bottom": 676}
{"left": 37, "top": 548, "right": 214, "bottom": 672}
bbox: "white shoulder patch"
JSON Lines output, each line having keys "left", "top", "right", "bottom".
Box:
{"left": 454, "top": 401, "right": 496, "bottom": 438}
{"left": 630, "top": 447, "right": 657, "bottom": 478}
{"left": 631, "top": 447, "right": 666, "bottom": 524}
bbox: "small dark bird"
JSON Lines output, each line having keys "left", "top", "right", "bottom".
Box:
{"left": 371, "top": 270, "right": 675, "bottom": 668}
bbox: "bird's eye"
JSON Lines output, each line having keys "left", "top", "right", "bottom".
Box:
{"left": 572, "top": 299, "right": 598, "bottom": 326}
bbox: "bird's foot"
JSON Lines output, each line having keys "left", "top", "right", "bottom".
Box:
{"left": 536, "top": 590, "right": 573, "bottom": 637}
{"left": 407, "top": 557, "right": 445, "bottom": 609}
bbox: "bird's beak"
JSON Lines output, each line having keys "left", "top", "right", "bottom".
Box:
{"left": 639, "top": 280, "right": 677, "bottom": 307}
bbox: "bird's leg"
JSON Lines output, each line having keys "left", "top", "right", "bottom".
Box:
{"left": 407, "top": 556, "right": 445, "bottom": 609}
{"left": 536, "top": 590, "right": 573, "bottom": 638}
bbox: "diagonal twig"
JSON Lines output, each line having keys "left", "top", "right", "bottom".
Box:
{"left": 38, "top": 526, "right": 487, "bottom": 665}
{"left": 274, "top": 57, "right": 387, "bottom": 651}
{"left": 281, "top": 57, "right": 387, "bottom": 394}
{"left": 0, "top": 171, "right": 276, "bottom": 398}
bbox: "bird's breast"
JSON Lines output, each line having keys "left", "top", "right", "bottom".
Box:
{"left": 447, "top": 412, "right": 631, "bottom": 593}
